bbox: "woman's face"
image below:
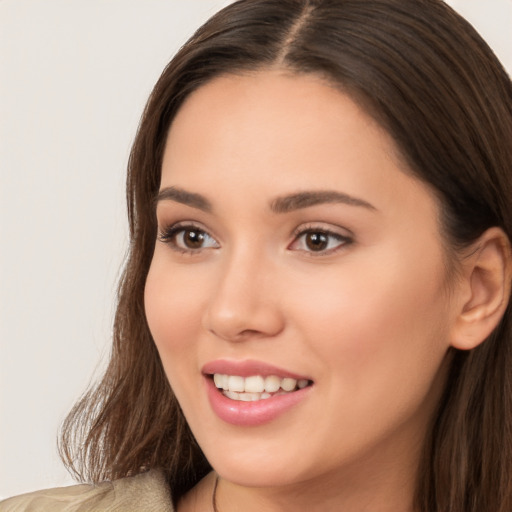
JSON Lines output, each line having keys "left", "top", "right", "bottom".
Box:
{"left": 145, "top": 71, "right": 460, "bottom": 489}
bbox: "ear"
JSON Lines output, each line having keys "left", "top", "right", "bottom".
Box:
{"left": 450, "top": 227, "right": 512, "bottom": 351}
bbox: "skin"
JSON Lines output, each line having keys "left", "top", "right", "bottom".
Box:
{"left": 144, "top": 70, "right": 467, "bottom": 512}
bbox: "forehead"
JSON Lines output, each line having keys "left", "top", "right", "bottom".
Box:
{"left": 168, "top": 70, "right": 386, "bottom": 142}
{"left": 160, "top": 70, "right": 438, "bottom": 221}
{"left": 164, "top": 71, "right": 400, "bottom": 176}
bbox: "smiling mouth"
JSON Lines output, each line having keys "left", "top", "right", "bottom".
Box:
{"left": 211, "top": 374, "right": 313, "bottom": 402}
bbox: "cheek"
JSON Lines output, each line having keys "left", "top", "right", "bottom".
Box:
{"left": 289, "top": 248, "right": 451, "bottom": 398}
{"left": 144, "top": 258, "right": 205, "bottom": 371}
{"left": 290, "top": 259, "right": 451, "bottom": 456}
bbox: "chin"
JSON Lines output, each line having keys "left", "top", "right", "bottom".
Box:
{"left": 197, "top": 430, "right": 320, "bottom": 489}
{"left": 214, "top": 458, "right": 308, "bottom": 489}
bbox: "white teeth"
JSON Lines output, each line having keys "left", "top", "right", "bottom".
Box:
{"left": 228, "top": 375, "right": 245, "bottom": 392}
{"left": 240, "top": 392, "right": 259, "bottom": 402}
{"left": 244, "top": 375, "right": 265, "bottom": 393}
{"left": 213, "top": 373, "right": 310, "bottom": 398}
{"left": 281, "top": 378, "right": 297, "bottom": 392}
{"left": 264, "top": 375, "right": 281, "bottom": 393}
{"left": 222, "top": 390, "right": 273, "bottom": 401}
{"left": 224, "top": 390, "right": 239, "bottom": 400}
{"left": 213, "top": 374, "right": 223, "bottom": 389}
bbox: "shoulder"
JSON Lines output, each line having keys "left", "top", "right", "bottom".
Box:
{"left": 0, "top": 470, "right": 173, "bottom": 512}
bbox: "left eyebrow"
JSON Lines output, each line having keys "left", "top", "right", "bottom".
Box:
{"left": 270, "top": 190, "right": 377, "bottom": 213}
{"left": 155, "top": 186, "right": 212, "bottom": 212}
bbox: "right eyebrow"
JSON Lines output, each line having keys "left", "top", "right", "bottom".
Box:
{"left": 155, "top": 186, "right": 212, "bottom": 212}
{"left": 270, "top": 190, "right": 377, "bottom": 213}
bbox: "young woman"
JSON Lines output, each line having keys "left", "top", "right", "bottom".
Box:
{"left": 2, "top": 0, "right": 511, "bottom": 511}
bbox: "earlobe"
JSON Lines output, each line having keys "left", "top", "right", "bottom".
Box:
{"left": 451, "top": 227, "right": 512, "bottom": 351}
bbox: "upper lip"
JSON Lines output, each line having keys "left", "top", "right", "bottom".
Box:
{"left": 202, "top": 359, "right": 312, "bottom": 381}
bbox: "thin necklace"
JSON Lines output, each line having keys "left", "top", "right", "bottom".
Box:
{"left": 212, "top": 474, "right": 220, "bottom": 512}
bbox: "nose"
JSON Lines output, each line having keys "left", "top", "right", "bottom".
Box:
{"left": 202, "top": 250, "right": 285, "bottom": 342}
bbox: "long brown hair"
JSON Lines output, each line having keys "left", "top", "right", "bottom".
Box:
{"left": 59, "top": 1, "right": 512, "bottom": 509}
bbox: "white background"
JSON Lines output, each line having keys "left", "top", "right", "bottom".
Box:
{"left": 1, "top": 0, "right": 511, "bottom": 499}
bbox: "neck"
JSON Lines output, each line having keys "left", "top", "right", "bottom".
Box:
{"left": 178, "top": 408, "right": 432, "bottom": 512}
{"left": 213, "top": 414, "right": 427, "bottom": 512}
{"left": 214, "top": 461, "right": 417, "bottom": 512}
{"left": 178, "top": 455, "right": 418, "bottom": 512}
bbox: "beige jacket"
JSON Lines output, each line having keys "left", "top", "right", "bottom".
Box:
{"left": 0, "top": 470, "right": 174, "bottom": 512}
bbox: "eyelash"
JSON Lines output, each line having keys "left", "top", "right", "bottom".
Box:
{"left": 290, "top": 224, "right": 353, "bottom": 256}
{"left": 157, "top": 223, "right": 353, "bottom": 256}
{"left": 158, "top": 222, "right": 219, "bottom": 254}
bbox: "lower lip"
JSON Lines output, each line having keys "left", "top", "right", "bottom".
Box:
{"left": 205, "top": 377, "right": 312, "bottom": 426}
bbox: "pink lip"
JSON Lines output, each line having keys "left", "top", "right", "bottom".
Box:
{"left": 202, "top": 359, "right": 310, "bottom": 380}
{"left": 202, "top": 359, "right": 313, "bottom": 427}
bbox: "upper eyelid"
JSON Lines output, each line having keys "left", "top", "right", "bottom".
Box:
{"left": 288, "top": 232, "right": 352, "bottom": 259}
{"left": 157, "top": 221, "right": 353, "bottom": 245}
{"left": 158, "top": 224, "right": 221, "bottom": 256}
{"left": 155, "top": 200, "right": 354, "bottom": 233}
{"left": 158, "top": 220, "right": 215, "bottom": 236}
{"left": 291, "top": 222, "right": 354, "bottom": 238}
{"left": 158, "top": 221, "right": 221, "bottom": 247}
{"left": 292, "top": 228, "right": 353, "bottom": 245}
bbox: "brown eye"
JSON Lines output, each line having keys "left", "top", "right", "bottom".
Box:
{"left": 159, "top": 224, "right": 220, "bottom": 252}
{"left": 305, "top": 232, "right": 329, "bottom": 251}
{"left": 289, "top": 228, "right": 352, "bottom": 255}
{"left": 182, "top": 229, "right": 206, "bottom": 249}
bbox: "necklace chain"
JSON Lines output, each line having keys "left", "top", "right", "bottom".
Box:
{"left": 212, "top": 474, "right": 219, "bottom": 512}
